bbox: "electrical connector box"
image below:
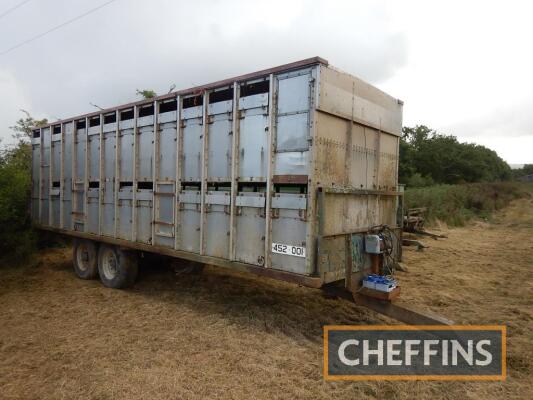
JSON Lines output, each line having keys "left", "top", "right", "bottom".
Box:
{"left": 365, "top": 234, "right": 383, "bottom": 254}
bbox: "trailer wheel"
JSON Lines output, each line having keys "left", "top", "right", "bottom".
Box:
{"left": 73, "top": 239, "right": 98, "bottom": 279}
{"left": 97, "top": 245, "right": 138, "bottom": 289}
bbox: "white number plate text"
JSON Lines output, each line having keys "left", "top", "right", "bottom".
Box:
{"left": 271, "top": 243, "right": 306, "bottom": 258}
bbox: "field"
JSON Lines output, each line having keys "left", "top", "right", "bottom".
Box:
{"left": 1, "top": 198, "right": 532, "bottom": 399}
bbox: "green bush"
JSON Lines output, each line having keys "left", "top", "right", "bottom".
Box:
{"left": 400, "top": 125, "right": 512, "bottom": 184}
{"left": 404, "top": 182, "right": 532, "bottom": 226}
{"left": 0, "top": 142, "right": 36, "bottom": 263}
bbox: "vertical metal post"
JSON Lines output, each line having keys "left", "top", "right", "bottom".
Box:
{"left": 174, "top": 96, "right": 182, "bottom": 250}
{"left": 98, "top": 114, "right": 104, "bottom": 235}
{"left": 38, "top": 127, "right": 43, "bottom": 223}
{"left": 152, "top": 100, "right": 159, "bottom": 245}
{"left": 71, "top": 120, "right": 77, "bottom": 230}
{"left": 114, "top": 110, "right": 120, "bottom": 237}
{"left": 59, "top": 123, "right": 65, "bottom": 229}
{"left": 59, "top": 123, "right": 66, "bottom": 229}
{"left": 132, "top": 106, "right": 138, "bottom": 242}
{"left": 342, "top": 81, "right": 355, "bottom": 234}
{"left": 229, "top": 83, "right": 240, "bottom": 261}
{"left": 264, "top": 74, "right": 276, "bottom": 268}
{"left": 84, "top": 117, "right": 89, "bottom": 232}
{"left": 48, "top": 127, "right": 53, "bottom": 225}
{"left": 199, "top": 91, "right": 209, "bottom": 255}
{"left": 307, "top": 65, "right": 320, "bottom": 276}
{"left": 375, "top": 121, "right": 382, "bottom": 225}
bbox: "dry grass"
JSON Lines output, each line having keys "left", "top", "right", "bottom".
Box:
{"left": 1, "top": 199, "right": 532, "bottom": 399}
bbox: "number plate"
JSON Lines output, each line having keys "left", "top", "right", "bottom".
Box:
{"left": 271, "top": 243, "right": 306, "bottom": 258}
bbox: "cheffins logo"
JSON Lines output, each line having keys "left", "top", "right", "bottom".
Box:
{"left": 324, "top": 325, "right": 506, "bottom": 380}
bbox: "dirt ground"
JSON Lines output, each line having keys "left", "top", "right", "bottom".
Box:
{"left": 1, "top": 198, "right": 532, "bottom": 399}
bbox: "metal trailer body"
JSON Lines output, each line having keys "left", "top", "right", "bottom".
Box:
{"left": 31, "top": 57, "right": 405, "bottom": 295}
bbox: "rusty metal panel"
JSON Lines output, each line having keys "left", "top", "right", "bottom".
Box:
{"left": 314, "top": 112, "right": 347, "bottom": 186}
{"left": 317, "top": 65, "right": 403, "bottom": 137}
{"left": 318, "top": 235, "right": 347, "bottom": 284}
{"left": 377, "top": 132, "right": 399, "bottom": 190}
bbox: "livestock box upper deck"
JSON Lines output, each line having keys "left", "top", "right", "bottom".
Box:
{"left": 32, "top": 57, "right": 405, "bottom": 302}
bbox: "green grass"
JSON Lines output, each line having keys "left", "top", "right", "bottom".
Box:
{"left": 404, "top": 182, "right": 533, "bottom": 226}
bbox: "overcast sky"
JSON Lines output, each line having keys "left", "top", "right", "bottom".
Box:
{"left": 0, "top": 0, "right": 531, "bottom": 164}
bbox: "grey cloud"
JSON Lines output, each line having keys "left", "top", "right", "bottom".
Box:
{"left": 0, "top": 0, "right": 407, "bottom": 140}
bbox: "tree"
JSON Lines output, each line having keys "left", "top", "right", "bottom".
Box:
{"left": 399, "top": 125, "right": 512, "bottom": 185}
{"left": 513, "top": 164, "right": 533, "bottom": 179}
{"left": 136, "top": 89, "right": 157, "bottom": 99}
{"left": 9, "top": 109, "right": 48, "bottom": 141}
{"left": 0, "top": 110, "right": 48, "bottom": 262}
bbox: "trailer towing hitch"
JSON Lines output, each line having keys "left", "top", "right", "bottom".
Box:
{"left": 323, "top": 285, "right": 454, "bottom": 326}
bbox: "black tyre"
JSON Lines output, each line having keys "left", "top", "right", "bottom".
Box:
{"left": 97, "top": 245, "right": 139, "bottom": 289}
{"left": 72, "top": 239, "right": 99, "bottom": 279}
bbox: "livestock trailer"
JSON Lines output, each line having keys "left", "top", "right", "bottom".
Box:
{"left": 33, "top": 57, "right": 444, "bottom": 323}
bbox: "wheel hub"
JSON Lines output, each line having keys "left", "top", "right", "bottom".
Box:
{"left": 102, "top": 250, "right": 118, "bottom": 280}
